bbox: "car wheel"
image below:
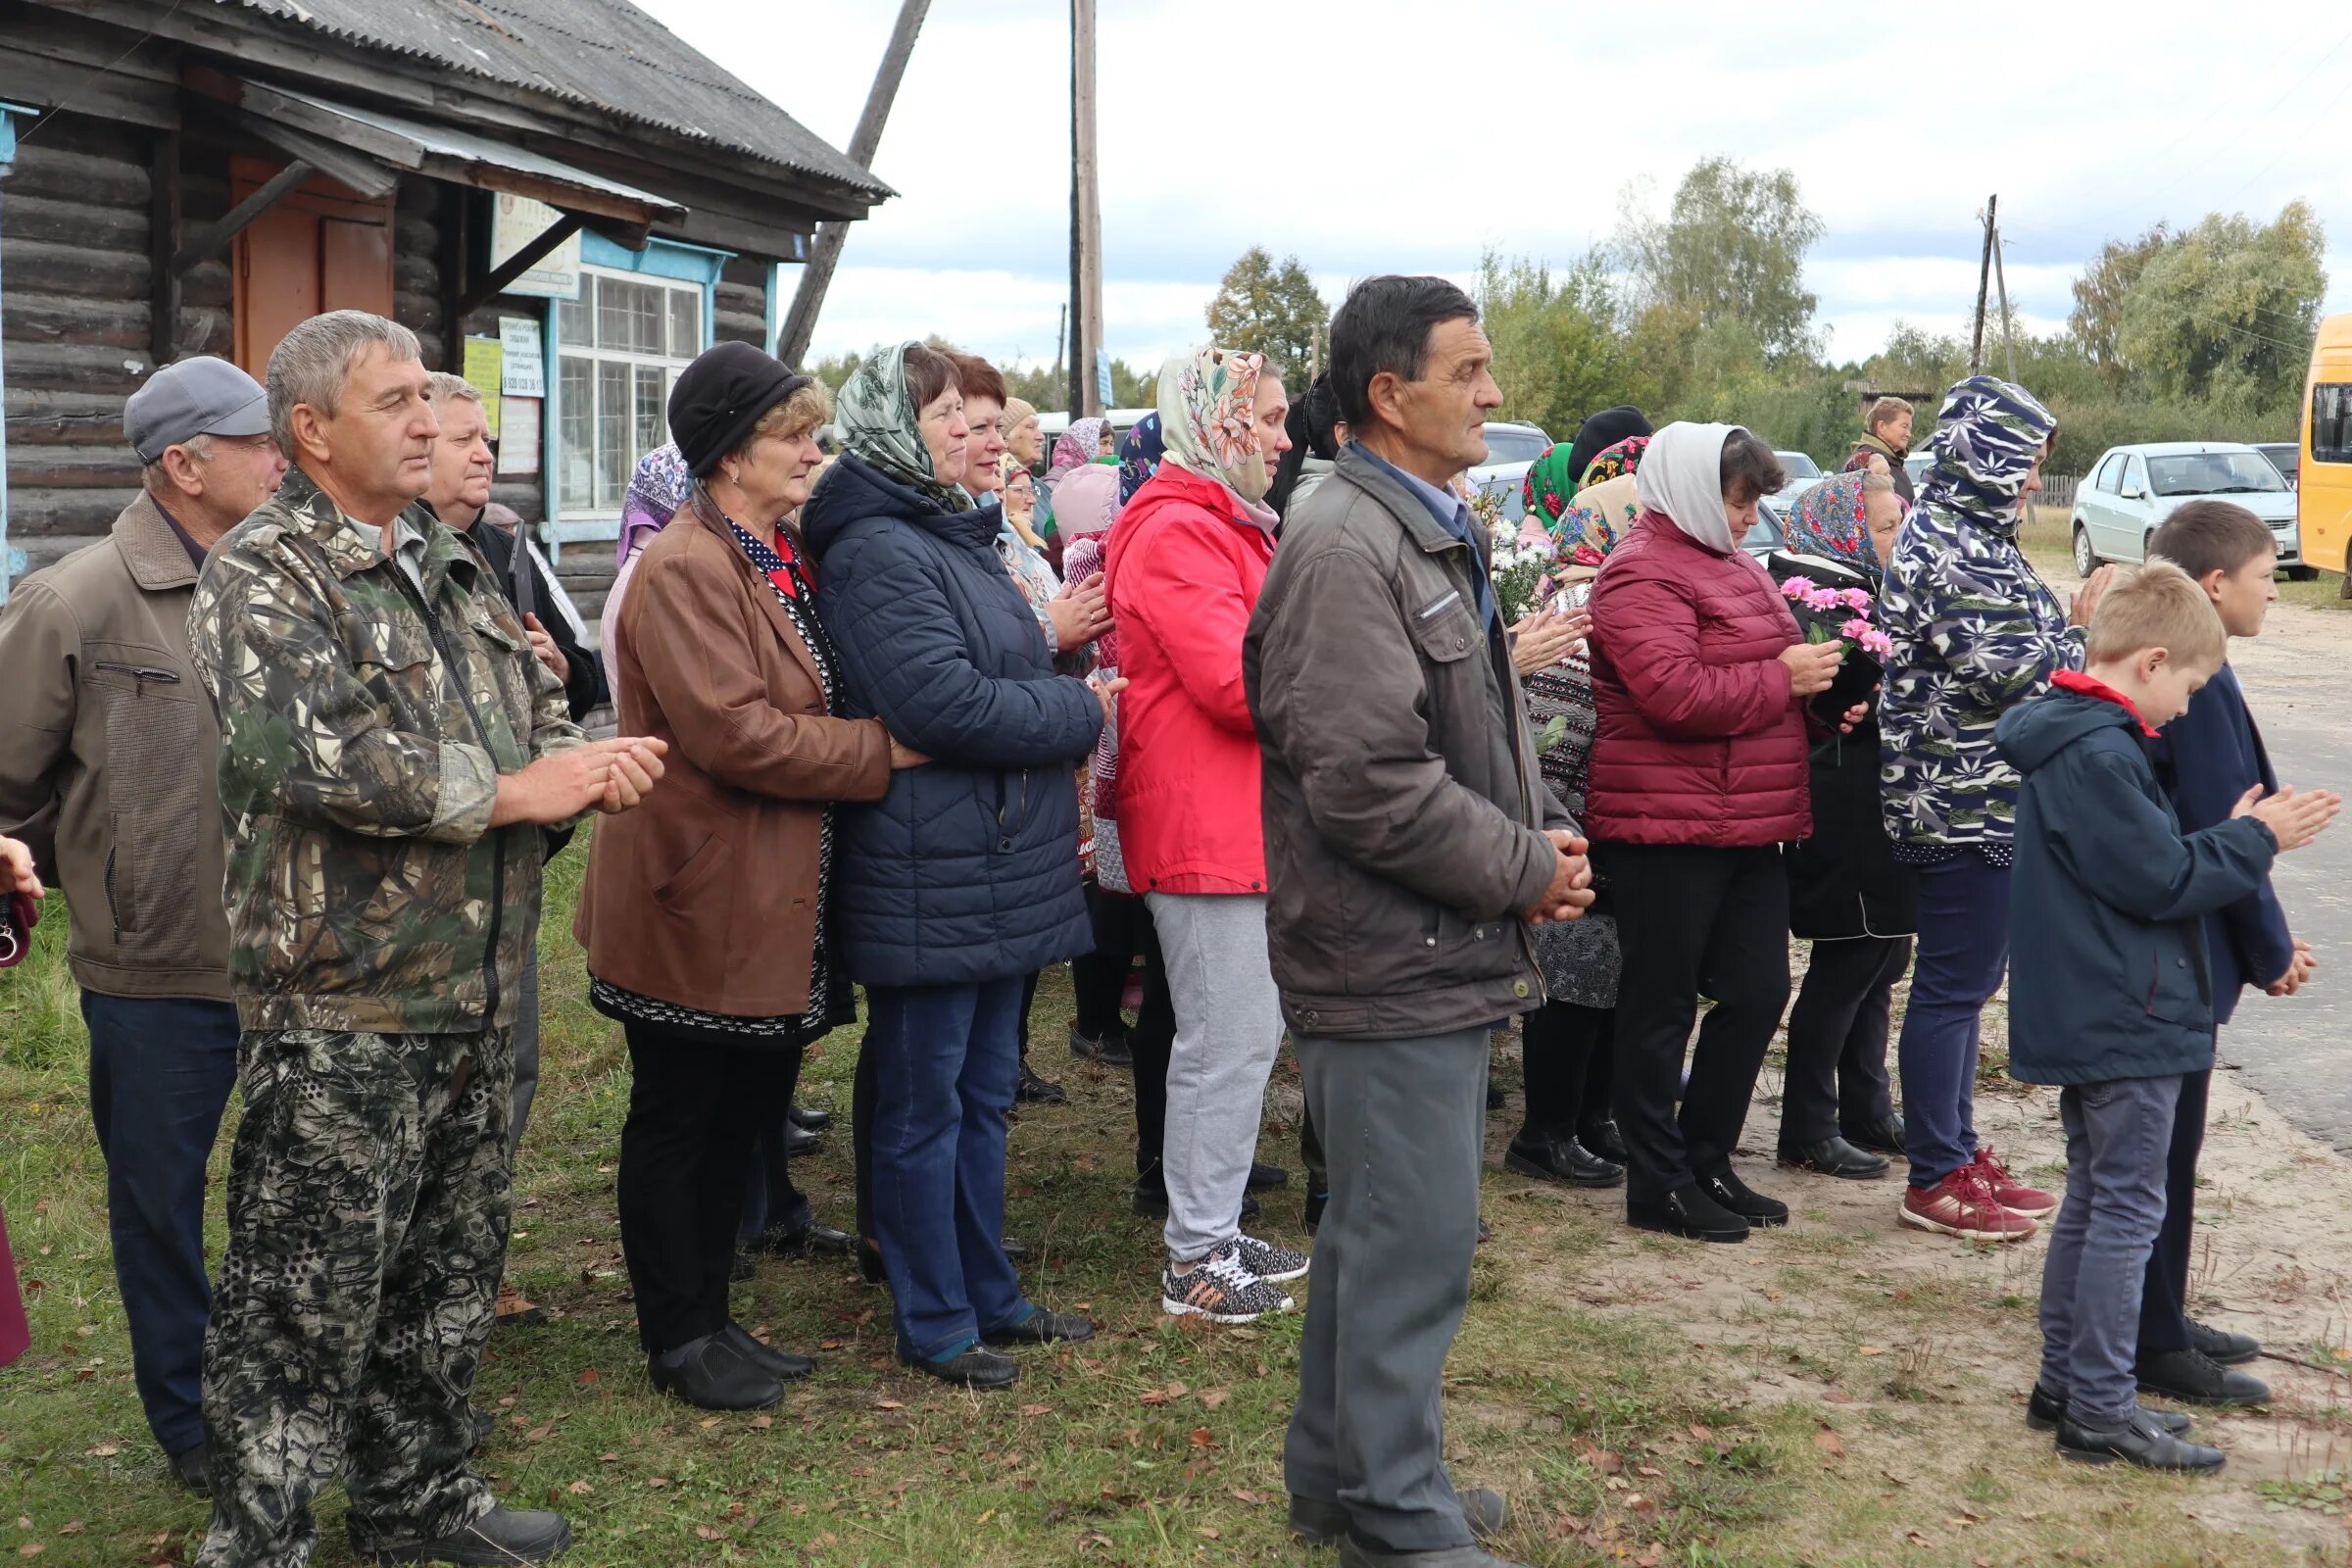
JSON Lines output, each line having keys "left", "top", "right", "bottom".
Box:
{"left": 2072, "top": 524, "right": 2098, "bottom": 577}
{"left": 2285, "top": 564, "right": 2318, "bottom": 582}
{"left": 2141, "top": 531, "right": 2157, "bottom": 564}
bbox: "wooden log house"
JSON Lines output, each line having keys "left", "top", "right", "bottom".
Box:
{"left": 0, "top": 0, "right": 889, "bottom": 626}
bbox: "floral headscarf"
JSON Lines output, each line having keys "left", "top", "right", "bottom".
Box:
{"left": 1917, "top": 374, "right": 2055, "bottom": 534}
{"left": 833, "top": 341, "right": 971, "bottom": 513}
{"left": 1050, "top": 416, "right": 1109, "bottom": 480}
{"left": 1158, "top": 345, "right": 1277, "bottom": 517}
{"left": 618, "top": 442, "right": 694, "bottom": 567}
{"left": 1117, "top": 413, "right": 1165, "bottom": 505}
{"left": 999, "top": 454, "right": 1045, "bottom": 548}
{"left": 1784, "top": 471, "right": 1882, "bottom": 587}
{"left": 1521, "top": 442, "right": 1587, "bottom": 532}
{"left": 1551, "top": 435, "right": 1649, "bottom": 568}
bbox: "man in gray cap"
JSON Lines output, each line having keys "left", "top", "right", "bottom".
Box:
{"left": 0, "top": 354, "right": 285, "bottom": 1494}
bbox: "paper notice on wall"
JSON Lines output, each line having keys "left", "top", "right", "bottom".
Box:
{"left": 499, "top": 317, "right": 546, "bottom": 399}
{"left": 462, "top": 336, "right": 503, "bottom": 441}
{"left": 497, "top": 398, "right": 541, "bottom": 474}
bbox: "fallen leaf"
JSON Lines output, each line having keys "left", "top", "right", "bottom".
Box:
{"left": 1688, "top": 1423, "right": 1712, "bottom": 1440}
{"left": 695, "top": 1525, "right": 723, "bottom": 1542}
{"left": 524, "top": 1424, "right": 554, "bottom": 1443}
{"left": 1823, "top": 1389, "right": 1857, "bottom": 1404}
{"left": 1637, "top": 1546, "right": 1666, "bottom": 1568}
{"left": 874, "top": 1398, "right": 905, "bottom": 1411}
{"left": 1187, "top": 1428, "right": 1217, "bottom": 1449}
{"left": 52, "top": 1528, "right": 79, "bottom": 1540}
{"left": 819, "top": 1339, "right": 845, "bottom": 1350}
{"left": 1814, "top": 1428, "right": 1845, "bottom": 1459}
{"left": 577, "top": 1369, "right": 600, "bottom": 1385}
{"left": 1635, "top": 1463, "right": 1661, "bottom": 1477}
{"left": 1196, "top": 1526, "right": 1221, "bottom": 1541}
{"left": 647, "top": 1477, "right": 670, "bottom": 1489}
{"left": 19, "top": 1544, "right": 43, "bottom": 1558}
{"left": 1857, "top": 1346, "right": 1886, "bottom": 1357}
{"left": 566, "top": 1480, "right": 593, "bottom": 1495}
{"left": 751, "top": 1415, "right": 772, "bottom": 1431}
{"left": 975, "top": 1508, "right": 995, "bottom": 1526}
{"left": 1018, "top": 1403, "right": 1052, "bottom": 1417}
{"left": 598, "top": 1452, "right": 618, "bottom": 1463}
{"left": 82, "top": 1445, "right": 119, "bottom": 1458}
{"left": 1906, "top": 1530, "right": 1936, "bottom": 1548}
{"left": 698, "top": 1416, "right": 722, "bottom": 1429}
{"left": 1139, "top": 1390, "right": 1169, "bottom": 1407}
{"left": 1229, "top": 1489, "right": 1263, "bottom": 1506}
{"left": 1582, "top": 1446, "right": 1624, "bottom": 1475}
{"left": 1165, "top": 1380, "right": 1189, "bottom": 1397}
{"left": 1200, "top": 1387, "right": 1230, "bottom": 1409}
{"left": 497, "top": 1396, "right": 517, "bottom": 1409}
{"left": 1627, "top": 1494, "right": 1657, "bottom": 1519}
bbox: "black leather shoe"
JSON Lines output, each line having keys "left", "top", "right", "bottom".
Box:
{"left": 1015, "top": 1064, "right": 1067, "bottom": 1104}
{"left": 1703, "top": 1171, "right": 1788, "bottom": 1228}
{"left": 169, "top": 1444, "right": 210, "bottom": 1496}
{"left": 760, "top": 1221, "right": 857, "bottom": 1258}
{"left": 1578, "top": 1118, "right": 1631, "bottom": 1165}
{"left": 1290, "top": 1486, "right": 1508, "bottom": 1545}
{"left": 2027, "top": 1383, "right": 2190, "bottom": 1434}
{"left": 1247, "top": 1160, "right": 1291, "bottom": 1192}
{"left": 1505, "top": 1132, "right": 1625, "bottom": 1188}
{"left": 1777, "top": 1136, "right": 1890, "bottom": 1180}
{"left": 784, "top": 1122, "right": 823, "bottom": 1158}
{"left": 1841, "top": 1115, "right": 1907, "bottom": 1159}
{"left": 901, "top": 1345, "right": 1019, "bottom": 1389}
{"left": 2188, "top": 1319, "right": 2261, "bottom": 1366}
{"left": 786, "top": 1102, "right": 831, "bottom": 1133}
{"left": 2056, "top": 1409, "right": 2226, "bottom": 1472}
{"left": 1304, "top": 1191, "right": 1326, "bottom": 1236}
{"left": 1069, "top": 1024, "right": 1133, "bottom": 1067}
{"left": 721, "top": 1321, "right": 816, "bottom": 1383}
{"left": 982, "top": 1307, "right": 1096, "bottom": 1347}
{"left": 648, "top": 1331, "right": 784, "bottom": 1411}
{"left": 2137, "top": 1348, "right": 2271, "bottom": 1406}
{"left": 1629, "top": 1182, "right": 1749, "bottom": 1243}
{"left": 368, "top": 1504, "right": 573, "bottom": 1564}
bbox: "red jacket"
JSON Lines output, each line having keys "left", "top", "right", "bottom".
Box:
{"left": 1104, "top": 464, "right": 1277, "bottom": 894}
{"left": 1586, "top": 514, "right": 1811, "bottom": 847}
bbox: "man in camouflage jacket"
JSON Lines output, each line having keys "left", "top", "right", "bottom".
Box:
{"left": 185, "top": 311, "right": 663, "bottom": 1568}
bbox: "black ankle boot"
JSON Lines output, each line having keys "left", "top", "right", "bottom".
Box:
{"left": 367, "top": 1504, "right": 573, "bottom": 1564}
{"left": 1702, "top": 1171, "right": 1788, "bottom": 1228}
{"left": 648, "top": 1330, "right": 784, "bottom": 1411}
{"left": 1578, "top": 1117, "right": 1631, "bottom": 1164}
{"left": 1628, "top": 1181, "right": 1749, "bottom": 1242}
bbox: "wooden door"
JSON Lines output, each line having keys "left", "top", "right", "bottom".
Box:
{"left": 231, "top": 158, "right": 395, "bottom": 376}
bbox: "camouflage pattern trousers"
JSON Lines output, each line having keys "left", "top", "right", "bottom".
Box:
{"left": 195, "top": 1026, "right": 514, "bottom": 1568}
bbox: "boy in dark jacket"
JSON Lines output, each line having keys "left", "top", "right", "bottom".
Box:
{"left": 2136, "top": 502, "right": 2311, "bottom": 1407}
{"left": 1996, "top": 563, "right": 2334, "bottom": 1472}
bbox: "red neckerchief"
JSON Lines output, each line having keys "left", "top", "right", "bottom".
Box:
{"left": 767, "top": 525, "right": 813, "bottom": 599}
{"left": 2052, "top": 668, "right": 2158, "bottom": 738}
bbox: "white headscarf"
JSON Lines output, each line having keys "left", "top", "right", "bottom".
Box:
{"left": 1634, "top": 421, "right": 1740, "bottom": 555}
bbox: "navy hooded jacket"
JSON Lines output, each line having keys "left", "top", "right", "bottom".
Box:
{"left": 804, "top": 454, "right": 1102, "bottom": 988}
{"left": 1996, "top": 680, "right": 2277, "bottom": 1087}
{"left": 2150, "top": 662, "right": 2294, "bottom": 1026}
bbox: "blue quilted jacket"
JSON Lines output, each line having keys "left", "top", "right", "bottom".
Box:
{"left": 805, "top": 455, "right": 1102, "bottom": 987}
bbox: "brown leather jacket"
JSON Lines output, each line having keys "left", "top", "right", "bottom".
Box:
{"left": 0, "top": 492, "right": 230, "bottom": 1001}
{"left": 575, "top": 489, "right": 892, "bottom": 1017}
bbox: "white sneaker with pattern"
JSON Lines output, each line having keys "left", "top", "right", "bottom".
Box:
{"left": 1161, "top": 1244, "right": 1294, "bottom": 1323}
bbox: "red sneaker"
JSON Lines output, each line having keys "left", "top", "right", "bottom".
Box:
{"left": 1899, "top": 1167, "right": 2039, "bottom": 1242}
{"left": 1972, "top": 1145, "right": 2057, "bottom": 1219}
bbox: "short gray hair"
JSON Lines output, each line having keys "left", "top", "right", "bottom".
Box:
{"left": 424, "top": 371, "right": 482, "bottom": 408}
{"left": 140, "top": 432, "right": 213, "bottom": 496}
{"left": 267, "top": 310, "right": 421, "bottom": 453}
{"left": 1860, "top": 471, "right": 1895, "bottom": 496}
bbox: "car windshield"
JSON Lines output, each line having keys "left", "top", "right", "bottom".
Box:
{"left": 1777, "top": 452, "right": 1822, "bottom": 480}
{"left": 1741, "top": 502, "right": 1786, "bottom": 554}
{"left": 2147, "top": 452, "right": 2287, "bottom": 497}
{"left": 1481, "top": 427, "right": 1550, "bottom": 466}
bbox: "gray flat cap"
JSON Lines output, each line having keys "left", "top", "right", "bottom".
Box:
{"left": 124, "top": 357, "right": 271, "bottom": 463}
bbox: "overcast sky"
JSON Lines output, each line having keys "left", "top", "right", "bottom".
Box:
{"left": 640, "top": 0, "right": 2352, "bottom": 375}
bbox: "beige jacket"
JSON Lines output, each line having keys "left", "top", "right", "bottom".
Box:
{"left": 0, "top": 492, "right": 231, "bottom": 1000}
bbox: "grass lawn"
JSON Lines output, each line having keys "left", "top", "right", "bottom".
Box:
{"left": 1, "top": 836, "right": 2331, "bottom": 1566}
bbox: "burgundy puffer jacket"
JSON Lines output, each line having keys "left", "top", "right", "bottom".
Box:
{"left": 1585, "top": 514, "right": 1810, "bottom": 846}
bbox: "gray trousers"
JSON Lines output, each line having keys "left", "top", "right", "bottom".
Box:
{"left": 507, "top": 955, "right": 541, "bottom": 1166}
{"left": 1285, "top": 1026, "right": 1487, "bottom": 1554}
{"left": 2038, "top": 1073, "right": 2182, "bottom": 1426}
{"left": 1148, "top": 893, "right": 1285, "bottom": 1261}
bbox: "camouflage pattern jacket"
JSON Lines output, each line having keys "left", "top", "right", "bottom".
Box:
{"left": 188, "top": 467, "right": 585, "bottom": 1034}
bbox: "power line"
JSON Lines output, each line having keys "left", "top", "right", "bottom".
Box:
{"left": 14, "top": 0, "right": 187, "bottom": 146}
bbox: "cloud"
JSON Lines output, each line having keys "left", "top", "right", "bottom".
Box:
{"left": 641, "top": 0, "right": 2352, "bottom": 374}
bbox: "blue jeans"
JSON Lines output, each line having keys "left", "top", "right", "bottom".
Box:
{"left": 864, "top": 978, "right": 1030, "bottom": 1361}
{"left": 81, "top": 991, "right": 241, "bottom": 1458}
{"left": 1896, "top": 854, "right": 2007, "bottom": 1189}
{"left": 2039, "top": 1074, "right": 2182, "bottom": 1425}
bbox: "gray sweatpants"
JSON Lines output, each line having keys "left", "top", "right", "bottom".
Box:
{"left": 1285, "top": 1027, "right": 1488, "bottom": 1554}
{"left": 2038, "top": 1072, "right": 2182, "bottom": 1426}
{"left": 1147, "top": 892, "right": 1285, "bottom": 1261}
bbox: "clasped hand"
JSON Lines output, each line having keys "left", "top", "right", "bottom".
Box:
{"left": 1523, "top": 830, "right": 1596, "bottom": 925}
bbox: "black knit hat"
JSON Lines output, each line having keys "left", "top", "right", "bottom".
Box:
{"left": 667, "top": 341, "right": 811, "bottom": 477}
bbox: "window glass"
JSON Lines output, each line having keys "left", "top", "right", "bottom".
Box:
{"left": 2146, "top": 452, "right": 2287, "bottom": 496}
{"left": 554, "top": 266, "right": 709, "bottom": 511}
{"left": 2314, "top": 384, "right": 2352, "bottom": 466}
{"left": 2125, "top": 456, "right": 2149, "bottom": 495}
{"left": 2093, "top": 453, "right": 2125, "bottom": 491}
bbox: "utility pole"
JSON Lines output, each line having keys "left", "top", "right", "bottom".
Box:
{"left": 1968, "top": 193, "right": 1997, "bottom": 375}
{"left": 1053, "top": 302, "right": 1066, "bottom": 387}
{"left": 1991, "top": 221, "right": 2019, "bottom": 384}
{"left": 775, "top": 0, "right": 931, "bottom": 368}
{"left": 1066, "top": 0, "right": 1104, "bottom": 417}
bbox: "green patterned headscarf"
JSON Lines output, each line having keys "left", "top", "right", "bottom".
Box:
{"left": 833, "top": 341, "right": 972, "bottom": 513}
{"left": 1521, "top": 442, "right": 1586, "bottom": 531}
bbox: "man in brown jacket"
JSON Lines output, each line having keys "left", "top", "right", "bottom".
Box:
{"left": 0, "top": 356, "right": 286, "bottom": 1494}
{"left": 1247, "top": 276, "right": 1592, "bottom": 1568}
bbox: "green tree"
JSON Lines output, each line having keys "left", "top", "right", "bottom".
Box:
{"left": 1204, "top": 247, "right": 1329, "bottom": 381}
{"left": 2111, "top": 202, "right": 2327, "bottom": 404}
{"left": 1476, "top": 249, "right": 1627, "bottom": 442}
{"left": 2068, "top": 225, "right": 2171, "bottom": 381}
{"left": 1617, "top": 157, "right": 1825, "bottom": 365}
